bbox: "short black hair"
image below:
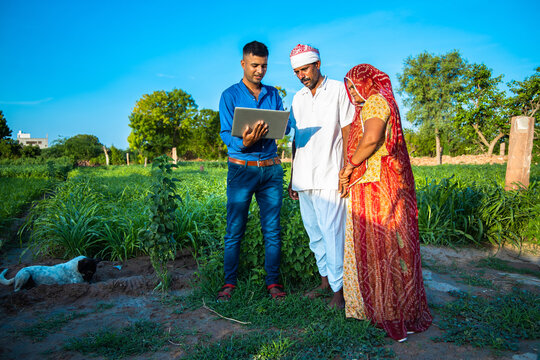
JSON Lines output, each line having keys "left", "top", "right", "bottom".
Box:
{"left": 243, "top": 41, "right": 269, "bottom": 57}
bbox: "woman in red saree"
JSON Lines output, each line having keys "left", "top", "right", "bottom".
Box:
{"left": 339, "top": 64, "right": 432, "bottom": 342}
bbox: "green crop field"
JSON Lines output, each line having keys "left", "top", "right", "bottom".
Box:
{"left": 2, "top": 162, "right": 538, "bottom": 267}
{"left": 0, "top": 161, "right": 530, "bottom": 285}
{"left": 0, "top": 177, "right": 52, "bottom": 231}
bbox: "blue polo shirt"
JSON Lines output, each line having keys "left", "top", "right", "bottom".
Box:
{"left": 219, "top": 80, "right": 289, "bottom": 161}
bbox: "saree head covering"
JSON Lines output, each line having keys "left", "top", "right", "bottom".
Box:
{"left": 343, "top": 64, "right": 432, "bottom": 341}
{"left": 290, "top": 44, "right": 320, "bottom": 69}
{"left": 344, "top": 64, "right": 401, "bottom": 185}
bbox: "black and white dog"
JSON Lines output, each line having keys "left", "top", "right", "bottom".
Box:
{"left": 0, "top": 256, "right": 99, "bottom": 292}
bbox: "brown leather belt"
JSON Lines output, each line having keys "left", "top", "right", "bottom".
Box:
{"left": 228, "top": 156, "right": 281, "bottom": 167}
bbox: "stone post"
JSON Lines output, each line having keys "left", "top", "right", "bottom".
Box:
{"left": 505, "top": 116, "right": 535, "bottom": 190}
{"left": 172, "top": 147, "right": 178, "bottom": 164}
{"left": 126, "top": 153, "right": 130, "bottom": 166}
{"left": 500, "top": 142, "right": 506, "bottom": 157}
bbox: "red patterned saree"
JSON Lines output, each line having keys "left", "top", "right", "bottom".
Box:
{"left": 344, "top": 64, "right": 432, "bottom": 341}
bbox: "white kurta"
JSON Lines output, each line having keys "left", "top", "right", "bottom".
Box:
{"left": 290, "top": 77, "right": 354, "bottom": 191}
{"left": 290, "top": 77, "right": 354, "bottom": 292}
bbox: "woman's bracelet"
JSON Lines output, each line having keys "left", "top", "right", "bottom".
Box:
{"left": 348, "top": 156, "right": 361, "bottom": 168}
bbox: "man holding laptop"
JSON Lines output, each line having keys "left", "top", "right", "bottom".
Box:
{"left": 218, "top": 41, "right": 289, "bottom": 301}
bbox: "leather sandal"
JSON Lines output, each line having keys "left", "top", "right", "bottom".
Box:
{"left": 216, "top": 283, "right": 236, "bottom": 302}
{"left": 267, "top": 284, "right": 286, "bottom": 300}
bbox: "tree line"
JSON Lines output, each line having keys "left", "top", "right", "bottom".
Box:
{"left": 1, "top": 50, "right": 538, "bottom": 164}
{"left": 398, "top": 51, "right": 539, "bottom": 164}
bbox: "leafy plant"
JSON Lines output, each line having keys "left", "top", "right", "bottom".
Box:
{"left": 140, "top": 155, "right": 181, "bottom": 291}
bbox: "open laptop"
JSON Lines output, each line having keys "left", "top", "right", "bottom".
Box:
{"left": 231, "top": 107, "right": 290, "bottom": 139}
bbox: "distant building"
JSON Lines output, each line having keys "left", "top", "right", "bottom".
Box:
{"left": 17, "top": 131, "right": 48, "bottom": 149}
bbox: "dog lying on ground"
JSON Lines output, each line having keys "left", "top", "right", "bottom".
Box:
{"left": 0, "top": 256, "right": 100, "bottom": 292}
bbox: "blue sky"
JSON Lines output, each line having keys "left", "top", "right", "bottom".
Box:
{"left": 1, "top": 0, "right": 538, "bottom": 149}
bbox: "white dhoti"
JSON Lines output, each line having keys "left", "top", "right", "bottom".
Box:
{"left": 298, "top": 189, "right": 346, "bottom": 292}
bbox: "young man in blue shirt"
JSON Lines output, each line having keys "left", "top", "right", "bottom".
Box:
{"left": 217, "top": 41, "right": 288, "bottom": 301}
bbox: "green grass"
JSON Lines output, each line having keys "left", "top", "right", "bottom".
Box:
{"left": 176, "top": 275, "right": 392, "bottom": 359}
{"left": 432, "top": 289, "right": 540, "bottom": 351}
{"left": 17, "top": 302, "right": 115, "bottom": 342}
{"left": 63, "top": 320, "right": 183, "bottom": 359}
{"left": 19, "top": 311, "right": 89, "bottom": 342}
{"left": 477, "top": 257, "right": 540, "bottom": 279}
{"left": 456, "top": 270, "right": 495, "bottom": 288}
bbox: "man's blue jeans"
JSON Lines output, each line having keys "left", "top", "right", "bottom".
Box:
{"left": 224, "top": 162, "right": 283, "bottom": 286}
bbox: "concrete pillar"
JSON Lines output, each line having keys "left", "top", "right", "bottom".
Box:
{"left": 500, "top": 142, "right": 506, "bottom": 157}
{"left": 172, "top": 147, "right": 178, "bottom": 164}
{"left": 505, "top": 116, "right": 535, "bottom": 190}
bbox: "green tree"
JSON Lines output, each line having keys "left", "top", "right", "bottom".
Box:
{"left": 110, "top": 145, "right": 125, "bottom": 165}
{"left": 63, "top": 134, "right": 103, "bottom": 162}
{"left": 398, "top": 51, "right": 467, "bottom": 164}
{"left": 508, "top": 67, "right": 540, "bottom": 119}
{"left": 507, "top": 67, "right": 540, "bottom": 162}
{"left": 0, "top": 139, "right": 21, "bottom": 159}
{"left": 128, "top": 89, "right": 198, "bottom": 161}
{"left": 0, "top": 110, "right": 20, "bottom": 159}
{"left": 454, "top": 63, "right": 510, "bottom": 156}
{"left": 41, "top": 137, "right": 67, "bottom": 159}
{"left": 0, "top": 110, "right": 11, "bottom": 139}
{"left": 186, "top": 109, "right": 226, "bottom": 159}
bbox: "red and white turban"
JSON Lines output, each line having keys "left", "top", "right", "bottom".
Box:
{"left": 290, "top": 44, "right": 320, "bottom": 69}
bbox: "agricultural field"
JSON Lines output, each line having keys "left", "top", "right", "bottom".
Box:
{"left": 0, "top": 161, "right": 538, "bottom": 359}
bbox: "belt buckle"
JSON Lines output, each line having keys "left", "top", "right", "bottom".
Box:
{"left": 257, "top": 160, "right": 261, "bottom": 167}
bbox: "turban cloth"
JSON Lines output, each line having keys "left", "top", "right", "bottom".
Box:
{"left": 290, "top": 44, "right": 320, "bottom": 69}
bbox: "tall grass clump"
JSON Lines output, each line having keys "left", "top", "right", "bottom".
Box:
{"left": 478, "top": 181, "right": 539, "bottom": 247}
{"left": 416, "top": 175, "right": 539, "bottom": 247}
{"left": 416, "top": 177, "right": 484, "bottom": 246}
{"left": 20, "top": 167, "right": 154, "bottom": 259}
{"left": 22, "top": 179, "right": 107, "bottom": 258}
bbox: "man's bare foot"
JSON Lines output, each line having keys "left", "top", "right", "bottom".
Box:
{"left": 328, "top": 289, "right": 345, "bottom": 309}
{"left": 304, "top": 276, "right": 331, "bottom": 299}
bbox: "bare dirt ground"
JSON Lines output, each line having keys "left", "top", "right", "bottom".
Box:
{"left": 0, "top": 242, "right": 538, "bottom": 360}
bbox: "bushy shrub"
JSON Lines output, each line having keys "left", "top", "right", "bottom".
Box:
{"left": 0, "top": 138, "right": 22, "bottom": 159}
{"left": 237, "top": 188, "right": 317, "bottom": 285}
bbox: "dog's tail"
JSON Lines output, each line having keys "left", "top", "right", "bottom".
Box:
{"left": 0, "top": 269, "right": 15, "bottom": 286}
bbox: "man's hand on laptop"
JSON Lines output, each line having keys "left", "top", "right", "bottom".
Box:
{"left": 242, "top": 120, "right": 269, "bottom": 147}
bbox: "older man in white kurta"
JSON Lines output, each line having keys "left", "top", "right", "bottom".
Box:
{"left": 288, "top": 44, "right": 354, "bottom": 309}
